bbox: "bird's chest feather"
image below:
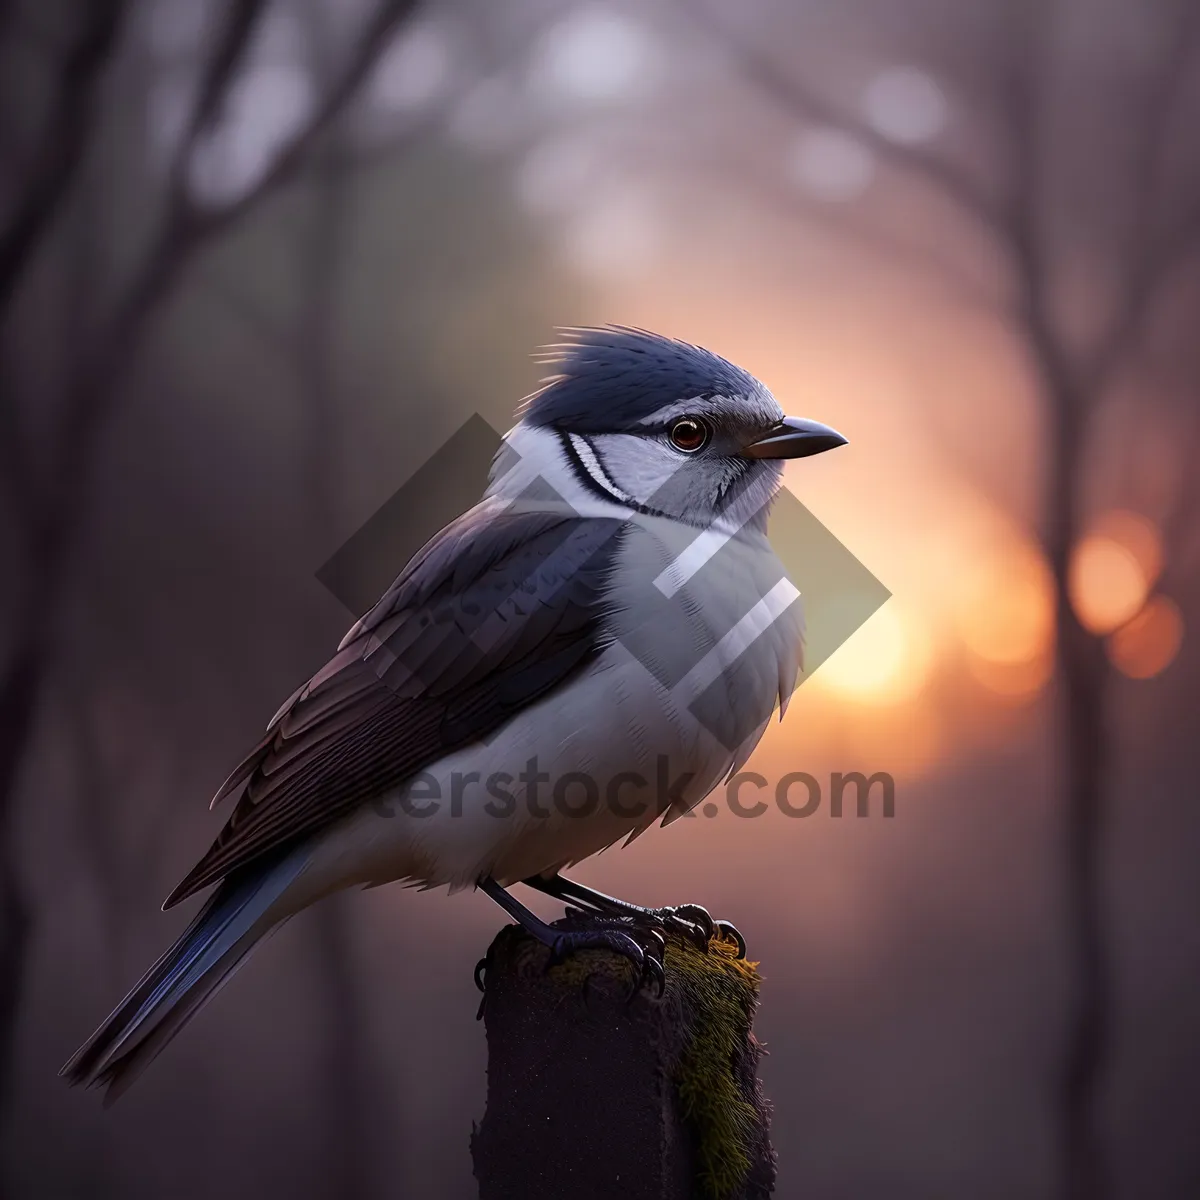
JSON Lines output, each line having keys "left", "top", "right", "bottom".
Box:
{"left": 304, "top": 516, "right": 802, "bottom": 893}
{"left": 603, "top": 516, "right": 803, "bottom": 737}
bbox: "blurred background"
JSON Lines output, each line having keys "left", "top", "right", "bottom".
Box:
{"left": 1, "top": 0, "right": 1198, "bottom": 1197}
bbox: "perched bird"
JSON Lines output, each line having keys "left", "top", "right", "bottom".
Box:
{"left": 63, "top": 327, "right": 846, "bottom": 1100}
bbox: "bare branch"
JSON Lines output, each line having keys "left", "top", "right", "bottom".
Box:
{"left": 186, "top": 0, "right": 422, "bottom": 242}
{"left": 33, "top": 0, "right": 423, "bottom": 587}
{"left": 323, "top": 0, "right": 549, "bottom": 179}
{"left": 1125, "top": 1, "right": 1198, "bottom": 261}
{"left": 1083, "top": 229, "right": 1199, "bottom": 400}
{"left": 156, "top": 0, "right": 270, "bottom": 223}
{"left": 0, "top": 0, "right": 417, "bottom": 1139}
{"left": 708, "top": 153, "right": 1004, "bottom": 314}
{"left": 162, "top": 0, "right": 434, "bottom": 388}
{"left": 687, "top": 0, "right": 1005, "bottom": 237}
{"left": 985, "top": 0, "right": 1092, "bottom": 431}
{"left": 0, "top": 0, "right": 125, "bottom": 319}
{"left": 183, "top": 0, "right": 270, "bottom": 156}
{"left": 1083, "top": 2, "right": 1200, "bottom": 391}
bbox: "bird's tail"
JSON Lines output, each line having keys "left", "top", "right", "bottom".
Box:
{"left": 61, "top": 847, "right": 308, "bottom": 1104}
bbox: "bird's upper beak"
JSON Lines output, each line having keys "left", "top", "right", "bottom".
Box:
{"left": 739, "top": 416, "right": 848, "bottom": 460}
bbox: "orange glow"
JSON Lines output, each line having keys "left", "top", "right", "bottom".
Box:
{"left": 956, "top": 541, "right": 1054, "bottom": 667}
{"left": 816, "top": 603, "right": 933, "bottom": 705}
{"left": 1107, "top": 594, "right": 1183, "bottom": 679}
{"left": 952, "top": 532, "right": 1055, "bottom": 701}
{"left": 1069, "top": 532, "right": 1152, "bottom": 635}
{"left": 1093, "top": 509, "right": 1164, "bottom": 582}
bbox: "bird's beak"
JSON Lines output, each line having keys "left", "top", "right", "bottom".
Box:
{"left": 739, "top": 416, "right": 848, "bottom": 460}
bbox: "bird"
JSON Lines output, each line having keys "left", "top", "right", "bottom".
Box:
{"left": 62, "top": 326, "right": 846, "bottom": 1101}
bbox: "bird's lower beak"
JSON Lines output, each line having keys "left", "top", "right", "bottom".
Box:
{"left": 739, "top": 416, "right": 848, "bottom": 460}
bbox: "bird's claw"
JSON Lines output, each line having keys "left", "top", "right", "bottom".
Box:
{"left": 642, "top": 905, "right": 745, "bottom": 958}
{"left": 549, "top": 927, "right": 644, "bottom": 971}
{"left": 545, "top": 924, "right": 667, "bottom": 1000}
{"left": 715, "top": 919, "right": 747, "bottom": 959}
{"left": 665, "top": 903, "right": 716, "bottom": 942}
{"left": 651, "top": 904, "right": 711, "bottom": 950}
{"left": 632, "top": 927, "right": 667, "bottom": 1000}
{"left": 638, "top": 949, "right": 666, "bottom": 1001}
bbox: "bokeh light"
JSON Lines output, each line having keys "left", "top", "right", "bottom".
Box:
{"left": 956, "top": 542, "right": 1054, "bottom": 667}
{"left": 531, "top": 8, "right": 655, "bottom": 104}
{"left": 862, "top": 67, "right": 948, "bottom": 143}
{"left": 1069, "top": 512, "right": 1161, "bottom": 634}
{"left": 1107, "top": 594, "right": 1184, "bottom": 679}
{"left": 189, "top": 66, "right": 314, "bottom": 204}
{"left": 371, "top": 25, "right": 453, "bottom": 112}
{"left": 950, "top": 531, "right": 1055, "bottom": 699}
{"left": 1093, "top": 508, "right": 1164, "bottom": 581}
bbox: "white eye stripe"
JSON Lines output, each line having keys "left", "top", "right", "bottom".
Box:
{"left": 568, "top": 433, "right": 634, "bottom": 505}
{"left": 633, "top": 394, "right": 783, "bottom": 428}
{"left": 633, "top": 395, "right": 723, "bottom": 425}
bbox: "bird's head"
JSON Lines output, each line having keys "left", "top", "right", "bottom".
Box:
{"left": 498, "top": 327, "right": 845, "bottom": 530}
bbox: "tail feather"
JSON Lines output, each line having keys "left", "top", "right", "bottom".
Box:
{"left": 61, "top": 848, "right": 307, "bottom": 1103}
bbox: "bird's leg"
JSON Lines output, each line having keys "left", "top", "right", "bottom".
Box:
{"left": 523, "top": 873, "right": 747, "bottom": 959}
{"left": 477, "top": 877, "right": 664, "bottom": 996}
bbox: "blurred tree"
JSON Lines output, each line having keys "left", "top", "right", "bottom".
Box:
{"left": 0, "top": 2, "right": 126, "bottom": 312}
{"left": 690, "top": 1, "right": 1200, "bottom": 1197}
{"left": 292, "top": 3, "right": 373, "bottom": 1194}
{"left": 0, "top": 0, "right": 422, "bottom": 1158}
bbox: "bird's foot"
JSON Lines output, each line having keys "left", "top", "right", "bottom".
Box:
{"left": 635, "top": 903, "right": 747, "bottom": 959}
{"left": 520, "top": 876, "right": 748, "bottom": 961}
{"left": 547, "top": 921, "right": 666, "bottom": 1000}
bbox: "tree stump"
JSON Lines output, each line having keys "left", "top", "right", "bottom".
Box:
{"left": 471, "top": 914, "right": 776, "bottom": 1200}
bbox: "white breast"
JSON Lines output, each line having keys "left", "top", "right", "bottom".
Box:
{"left": 290, "top": 504, "right": 802, "bottom": 903}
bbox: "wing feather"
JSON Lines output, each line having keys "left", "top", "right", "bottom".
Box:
{"left": 167, "top": 504, "right": 623, "bottom": 908}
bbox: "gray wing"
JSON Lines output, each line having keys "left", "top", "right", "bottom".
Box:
{"left": 164, "top": 502, "right": 625, "bottom": 907}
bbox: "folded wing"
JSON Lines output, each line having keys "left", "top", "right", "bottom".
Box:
{"left": 164, "top": 502, "right": 625, "bottom": 908}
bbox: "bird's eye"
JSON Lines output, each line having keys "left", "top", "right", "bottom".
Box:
{"left": 668, "top": 416, "right": 710, "bottom": 453}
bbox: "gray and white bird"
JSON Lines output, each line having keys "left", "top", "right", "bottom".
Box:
{"left": 63, "top": 327, "right": 846, "bottom": 1099}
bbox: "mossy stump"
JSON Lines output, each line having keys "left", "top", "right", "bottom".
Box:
{"left": 471, "top": 914, "right": 776, "bottom": 1200}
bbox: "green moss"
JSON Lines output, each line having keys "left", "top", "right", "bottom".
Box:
{"left": 666, "top": 938, "right": 763, "bottom": 1200}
